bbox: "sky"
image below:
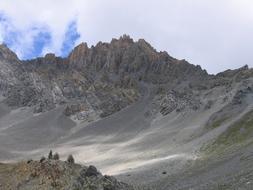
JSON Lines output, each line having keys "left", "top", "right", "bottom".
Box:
{"left": 0, "top": 0, "right": 253, "bottom": 74}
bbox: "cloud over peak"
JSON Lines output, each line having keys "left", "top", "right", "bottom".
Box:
{"left": 0, "top": 0, "right": 253, "bottom": 73}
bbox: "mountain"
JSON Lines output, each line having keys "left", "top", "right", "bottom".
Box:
{"left": 0, "top": 35, "right": 253, "bottom": 189}
{"left": 0, "top": 35, "right": 207, "bottom": 117}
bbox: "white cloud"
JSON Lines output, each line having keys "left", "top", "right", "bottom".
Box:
{"left": 0, "top": 0, "right": 253, "bottom": 73}
{"left": 0, "top": 0, "right": 79, "bottom": 58}
{"left": 0, "top": 24, "right": 3, "bottom": 43}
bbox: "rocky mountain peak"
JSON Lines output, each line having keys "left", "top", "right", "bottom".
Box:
{"left": 63, "top": 35, "right": 209, "bottom": 83}
{"left": 68, "top": 42, "right": 89, "bottom": 65}
{"left": 119, "top": 34, "right": 134, "bottom": 43}
{"left": 0, "top": 43, "right": 19, "bottom": 62}
{"left": 110, "top": 35, "right": 134, "bottom": 48}
{"left": 137, "top": 38, "right": 154, "bottom": 50}
{"left": 70, "top": 42, "right": 89, "bottom": 56}
{"left": 44, "top": 53, "right": 57, "bottom": 63}
{"left": 44, "top": 53, "right": 56, "bottom": 59}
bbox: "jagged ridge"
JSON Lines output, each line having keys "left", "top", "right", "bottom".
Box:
{"left": 0, "top": 35, "right": 209, "bottom": 118}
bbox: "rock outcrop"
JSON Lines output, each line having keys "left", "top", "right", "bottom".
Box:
{"left": 0, "top": 158, "right": 133, "bottom": 190}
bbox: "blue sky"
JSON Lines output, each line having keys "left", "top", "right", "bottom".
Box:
{"left": 0, "top": 0, "right": 253, "bottom": 73}
{"left": 61, "top": 21, "right": 80, "bottom": 57}
{"left": 0, "top": 13, "right": 80, "bottom": 59}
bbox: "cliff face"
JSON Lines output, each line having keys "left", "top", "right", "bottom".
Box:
{"left": 68, "top": 35, "right": 207, "bottom": 83}
{"left": 0, "top": 35, "right": 252, "bottom": 120}
{"left": 0, "top": 35, "right": 209, "bottom": 118}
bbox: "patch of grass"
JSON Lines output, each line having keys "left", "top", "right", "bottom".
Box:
{"left": 207, "top": 116, "right": 229, "bottom": 129}
{"left": 217, "top": 183, "right": 232, "bottom": 190}
{"left": 215, "top": 110, "right": 253, "bottom": 144}
{"left": 202, "top": 110, "right": 253, "bottom": 155}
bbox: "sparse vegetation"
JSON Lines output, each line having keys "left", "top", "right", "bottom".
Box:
{"left": 48, "top": 150, "right": 53, "bottom": 159}
{"left": 206, "top": 116, "right": 228, "bottom": 130}
{"left": 215, "top": 110, "right": 253, "bottom": 145}
{"left": 0, "top": 153, "right": 134, "bottom": 190}
{"left": 53, "top": 152, "right": 60, "bottom": 160}
{"left": 202, "top": 110, "right": 253, "bottom": 155}
{"left": 67, "top": 154, "right": 75, "bottom": 164}
{"left": 40, "top": 156, "right": 46, "bottom": 163}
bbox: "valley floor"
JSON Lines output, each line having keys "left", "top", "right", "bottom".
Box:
{"left": 0, "top": 85, "right": 253, "bottom": 189}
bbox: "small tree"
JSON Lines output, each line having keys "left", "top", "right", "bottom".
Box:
{"left": 53, "top": 152, "right": 60, "bottom": 160}
{"left": 48, "top": 150, "right": 53, "bottom": 159}
{"left": 27, "top": 159, "right": 33, "bottom": 164}
{"left": 40, "top": 156, "right": 46, "bottom": 163}
{"left": 67, "top": 154, "right": 75, "bottom": 164}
